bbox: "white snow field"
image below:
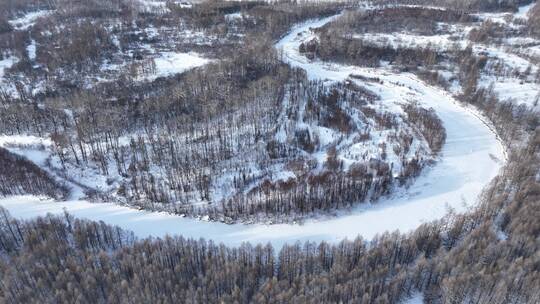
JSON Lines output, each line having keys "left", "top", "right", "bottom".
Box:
{"left": 0, "top": 15, "right": 505, "bottom": 249}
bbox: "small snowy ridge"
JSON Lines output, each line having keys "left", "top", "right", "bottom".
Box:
{"left": 528, "top": 45, "right": 540, "bottom": 58}
{"left": 101, "top": 50, "right": 211, "bottom": 83}
{"left": 0, "top": 15, "right": 505, "bottom": 249}
{"left": 505, "top": 37, "right": 540, "bottom": 46}
{"left": 8, "top": 10, "right": 53, "bottom": 30}
{"left": 353, "top": 32, "right": 455, "bottom": 51}
{"left": 477, "top": 46, "right": 535, "bottom": 73}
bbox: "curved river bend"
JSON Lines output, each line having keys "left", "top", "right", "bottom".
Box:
{"left": 0, "top": 16, "right": 505, "bottom": 249}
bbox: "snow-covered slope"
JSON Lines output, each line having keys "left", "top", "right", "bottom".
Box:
{"left": 0, "top": 15, "right": 506, "bottom": 249}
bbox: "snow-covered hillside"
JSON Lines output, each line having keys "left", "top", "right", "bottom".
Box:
{"left": 329, "top": 3, "right": 540, "bottom": 111}
{"left": 0, "top": 14, "right": 505, "bottom": 248}
{"left": 0, "top": 7, "right": 457, "bottom": 222}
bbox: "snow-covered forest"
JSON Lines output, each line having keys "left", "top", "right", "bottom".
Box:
{"left": 0, "top": 0, "right": 539, "bottom": 303}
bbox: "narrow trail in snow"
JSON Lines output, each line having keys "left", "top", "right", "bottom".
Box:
{"left": 0, "top": 15, "right": 505, "bottom": 249}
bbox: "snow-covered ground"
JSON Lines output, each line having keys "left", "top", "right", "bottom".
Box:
{"left": 0, "top": 15, "right": 506, "bottom": 249}
{"left": 145, "top": 52, "right": 210, "bottom": 80}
